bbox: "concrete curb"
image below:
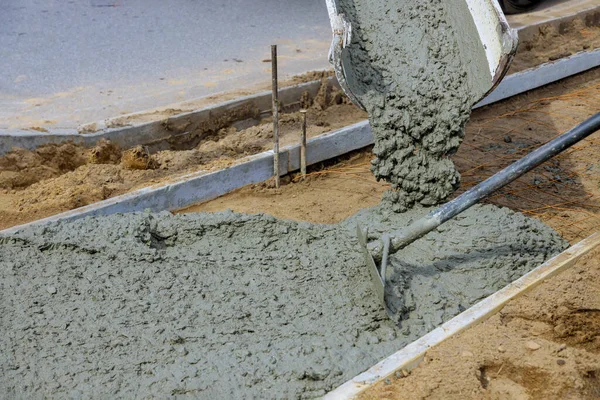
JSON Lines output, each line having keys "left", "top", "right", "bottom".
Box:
{"left": 476, "top": 48, "right": 600, "bottom": 107}
{"left": 2, "top": 0, "right": 599, "bottom": 158}
{"left": 0, "top": 121, "right": 372, "bottom": 235}
{"left": 0, "top": 78, "right": 333, "bottom": 156}
{"left": 1, "top": 50, "right": 598, "bottom": 236}
{"left": 513, "top": 2, "right": 600, "bottom": 43}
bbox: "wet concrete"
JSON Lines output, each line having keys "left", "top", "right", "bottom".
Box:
{"left": 0, "top": 204, "right": 566, "bottom": 398}
{"left": 336, "top": 0, "right": 490, "bottom": 211}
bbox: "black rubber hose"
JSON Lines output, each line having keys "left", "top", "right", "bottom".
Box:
{"left": 380, "top": 113, "right": 600, "bottom": 255}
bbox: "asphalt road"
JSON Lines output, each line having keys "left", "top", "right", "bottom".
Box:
{"left": 0, "top": 0, "right": 332, "bottom": 128}
{"left": 0, "top": 0, "right": 583, "bottom": 129}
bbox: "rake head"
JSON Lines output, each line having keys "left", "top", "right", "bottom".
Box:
{"left": 356, "top": 224, "right": 393, "bottom": 319}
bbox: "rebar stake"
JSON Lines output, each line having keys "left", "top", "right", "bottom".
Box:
{"left": 271, "top": 45, "right": 280, "bottom": 189}
{"left": 300, "top": 109, "right": 307, "bottom": 177}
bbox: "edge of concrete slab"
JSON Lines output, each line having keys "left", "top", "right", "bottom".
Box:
{"left": 324, "top": 231, "right": 600, "bottom": 400}
{"left": 512, "top": 0, "right": 600, "bottom": 42}
{"left": 0, "top": 121, "right": 373, "bottom": 235}
{"left": 1, "top": 50, "right": 598, "bottom": 236}
{"left": 0, "top": 78, "right": 334, "bottom": 156}
{"left": 475, "top": 48, "right": 600, "bottom": 107}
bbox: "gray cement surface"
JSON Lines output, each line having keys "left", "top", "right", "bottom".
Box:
{"left": 0, "top": 204, "right": 566, "bottom": 398}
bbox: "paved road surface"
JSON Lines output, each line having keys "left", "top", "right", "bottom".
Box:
{"left": 0, "top": 0, "right": 331, "bottom": 128}
{"left": 0, "top": 0, "right": 588, "bottom": 130}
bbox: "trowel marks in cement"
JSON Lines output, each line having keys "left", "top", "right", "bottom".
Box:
{"left": 0, "top": 206, "right": 565, "bottom": 398}
{"left": 337, "top": 0, "right": 491, "bottom": 211}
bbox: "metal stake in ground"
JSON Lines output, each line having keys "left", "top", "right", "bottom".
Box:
{"left": 271, "top": 45, "right": 280, "bottom": 189}
{"left": 300, "top": 109, "right": 307, "bottom": 177}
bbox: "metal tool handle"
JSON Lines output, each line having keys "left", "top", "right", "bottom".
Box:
{"left": 369, "top": 112, "right": 600, "bottom": 257}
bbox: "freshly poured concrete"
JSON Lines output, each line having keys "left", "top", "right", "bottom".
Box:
{"left": 0, "top": 2, "right": 573, "bottom": 398}
{"left": 0, "top": 204, "right": 566, "bottom": 398}
{"left": 337, "top": 0, "right": 490, "bottom": 211}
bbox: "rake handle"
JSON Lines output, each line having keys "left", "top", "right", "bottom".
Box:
{"left": 368, "top": 112, "right": 600, "bottom": 258}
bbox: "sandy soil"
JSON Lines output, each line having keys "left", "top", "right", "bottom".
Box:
{"left": 181, "top": 150, "right": 387, "bottom": 225}
{"left": 509, "top": 13, "right": 600, "bottom": 73}
{"left": 181, "top": 68, "right": 600, "bottom": 243}
{"left": 0, "top": 80, "right": 366, "bottom": 230}
{"left": 359, "top": 248, "right": 600, "bottom": 400}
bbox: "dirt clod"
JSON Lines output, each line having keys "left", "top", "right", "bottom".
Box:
{"left": 120, "top": 145, "right": 159, "bottom": 170}
{"left": 0, "top": 142, "right": 88, "bottom": 189}
{"left": 88, "top": 139, "right": 121, "bottom": 164}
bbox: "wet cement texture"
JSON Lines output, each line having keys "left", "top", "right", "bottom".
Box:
{"left": 0, "top": 205, "right": 566, "bottom": 398}
{"left": 337, "top": 0, "right": 490, "bottom": 211}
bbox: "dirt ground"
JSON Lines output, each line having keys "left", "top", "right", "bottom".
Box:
{"left": 359, "top": 248, "right": 600, "bottom": 400}
{"left": 0, "top": 79, "right": 367, "bottom": 230}
{"left": 1, "top": 19, "right": 597, "bottom": 231}
{"left": 182, "top": 68, "right": 600, "bottom": 244}
{"left": 509, "top": 13, "right": 600, "bottom": 73}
